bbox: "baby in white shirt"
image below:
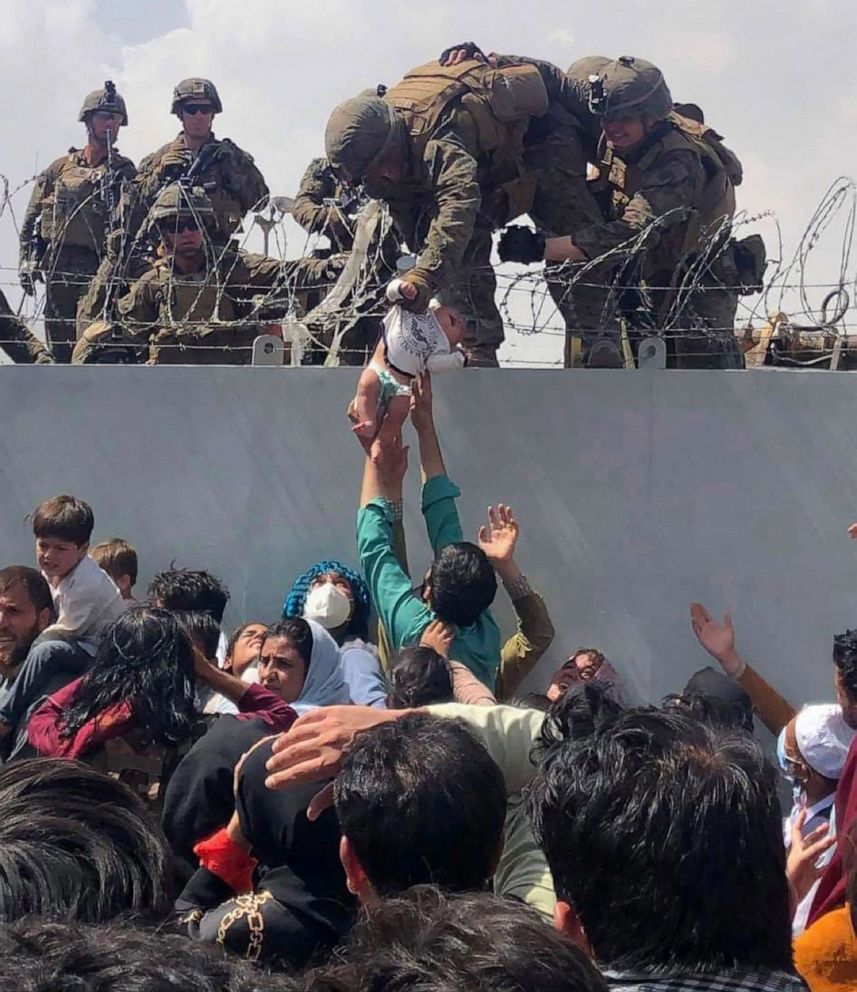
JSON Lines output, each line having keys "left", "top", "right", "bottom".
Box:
{"left": 33, "top": 495, "right": 127, "bottom": 655}
{"left": 349, "top": 300, "right": 466, "bottom": 449}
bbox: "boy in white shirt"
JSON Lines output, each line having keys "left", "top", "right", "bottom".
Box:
{"left": 32, "top": 494, "right": 126, "bottom": 655}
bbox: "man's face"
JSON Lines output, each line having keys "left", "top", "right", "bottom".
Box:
{"left": 602, "top": 115, "right": 647, "bottom": 152}
{"left": 834, "top": 669, "right": 857, "bottom": 729}
{"left": 90, "top": 110, "right": 122, "bottom": 144}
{"left": 35, "top": 537, "right": 86, "bottom": 583}
{"left": 0, "top": 584, "right": 45, "bottom": 676}
{"left": 180, "top": 102, "right": 215, "bottom": 140}
{"left": 161, "top": 218, "right": 204, "bottom": 259}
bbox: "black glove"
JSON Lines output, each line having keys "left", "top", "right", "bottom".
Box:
{"left": 498, "top": 226, "right": 545, "bottom": 264}
{"left": 439, "top": 41, "right": 486, "bottom": 66}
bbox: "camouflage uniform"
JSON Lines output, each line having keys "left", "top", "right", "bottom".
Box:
{"left": 573, "top": 57, "right": 745, "bottom": 369}
{"left": 18, "top": 84, "right": 135, "bottom": 363}
{"left": 0, "top": 290, "right": 54, "bottom": 364}
{"left": 326, "top": 58, "right": 604, "bottom": 367}
{"left": 292, "top": 157, "right": 399, "bottom": 366}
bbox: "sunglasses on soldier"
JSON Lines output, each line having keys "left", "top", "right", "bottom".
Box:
{"left": 182, "top": 104, "right": 214, "bottom": 116}
{"left": 158, "top": 218, "right": 200, "bottom": 235}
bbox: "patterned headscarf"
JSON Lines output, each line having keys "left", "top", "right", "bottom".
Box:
{"left": 283, "top": 559, "right": 371, "bottom": 642}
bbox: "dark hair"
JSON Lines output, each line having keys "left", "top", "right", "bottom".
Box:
{"left": 225, "top": 620, "right": 265, "bottom": 664}
{"left": 147, "top": 568, "right": 229, "bottom": 623}
{"left": 0, "top": 565, "right": 53, "bottom": 615}
{"left": 61, "top": 606, "right": 197, "bottom": 748}
{"left": 306, "top": 886, "right": 608, "bottom": 992}
{"left": 32, "top": 495, "right": 94, "bottom": 545}
{"left": 530, "top": 683, "right": 793, "bottom": 974}
{"left": 174, "top": 609, "right": 220, "bottom": 661}
{"left": 0, "top": 918, "right": 298, "bottom": 991}
{"left": 428, "top": 542, "right": 496, "bottom": 628}
{"left": 833, "top": 629, "right": 857, "bottom": 706}
{"left": 91, "top": 538, "right": 138, "bottom": 585}
{"left": 0, "top": 759, "right": 170, "bottom": 922}
{"left": 386, "top": 646, "right": 454, "bottom": 709}
{"left": 264, "top": 618, "right": 313, "bottom": 670}
{"left": 334, "top": 713, "right": 506, "bottom": 897}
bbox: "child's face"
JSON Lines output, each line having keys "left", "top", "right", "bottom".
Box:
{"left": 36, "top": 537, "right": 87, "bottom": 582}
{"left": 433, "top": 305, "right": 466, "bottom": 346}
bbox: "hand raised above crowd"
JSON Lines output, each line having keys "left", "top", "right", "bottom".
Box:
{"left": 690, "top": 602, "right": 746, "bottom": 678}
{"left": 848, "top": 522, "right": 857, "bottom": 539}
{"left": 410, "top": 372, "right": 434, "bottom": 434}
{"left": 477, "top": 504, "right": 519, "bottom": 564}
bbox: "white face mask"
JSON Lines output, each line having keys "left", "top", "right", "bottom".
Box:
{"left": 304, "top": 582, "right": 352, "bottom": 630}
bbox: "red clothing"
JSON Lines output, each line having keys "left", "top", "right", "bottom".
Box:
{"left": 809, "top": 734, "right": 857, "bottom": 925}
{"left": 27, "top": 679, "right": 296, "bottom": 760}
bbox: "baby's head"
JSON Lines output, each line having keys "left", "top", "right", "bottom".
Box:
{"left": 32, "top": 494, "right": 94, "bottom": 583}
{"left": 431, "top": 303, "right": 466, "bottom": 347}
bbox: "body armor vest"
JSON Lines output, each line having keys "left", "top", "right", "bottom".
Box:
{"left": 148, "top": 260, "right": 258, "bottom": 364}
{"left": 41, "top": 155, "right": 111, "bottom": 252}
{"left": 385, "top": 60, "right": 549, "bottom": 176}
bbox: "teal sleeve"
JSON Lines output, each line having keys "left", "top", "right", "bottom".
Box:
{"left": 357, "top": 501, "right": 433, "bottom": 650}
{"left": 421, "top": 474, "right": 463, "bottom": 553}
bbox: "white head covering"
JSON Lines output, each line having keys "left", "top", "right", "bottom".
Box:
{"left": 795, "top": 703, "right": 856, "bottom": 779}
{"left": 290, "top": 617, "right": 351, "bottom": 714}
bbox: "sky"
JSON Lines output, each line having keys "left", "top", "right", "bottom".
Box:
{"left": 2, "top": 0, "right": 856, "bottom": 366}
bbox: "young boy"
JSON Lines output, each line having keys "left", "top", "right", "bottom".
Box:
{"left": 91, "top": 538, "right": 139, "bottom": 602}
{"left": 32, "top": 495, "right": 126, "bottom": 654}
{"left": 349, "top": 302, "right": 466, "bottom": 450}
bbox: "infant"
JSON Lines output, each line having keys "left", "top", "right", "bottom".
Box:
{"left": 349, "top": 301, "right": 466, "bottom": 449}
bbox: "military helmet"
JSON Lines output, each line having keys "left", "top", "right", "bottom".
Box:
{"left": 325, "top": 89, "right": 400, "bottom": 182}
{"left": 588, "top": 56, "right": 673, "bottom": 122}
{"left": 149, "top": 183, "right": 215, "bottom": 227}
{"left": 171, "top": 78, "right": 222, "bottom": 115}
{"left": 79, "top": 80, "right": 128, "bottom": 126}
{"left": 566, "top": 56, "right": 611, "bottom": 87}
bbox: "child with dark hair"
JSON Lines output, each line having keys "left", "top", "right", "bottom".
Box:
{"left": 32, "top": 494, "right": 126, "bottom": 654}
{"left": 386, "top": 645, "right": 453, "bottom": 709}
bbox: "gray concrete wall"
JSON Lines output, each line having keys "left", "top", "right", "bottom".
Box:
{"left": 2, "top": 366, "right": 856, "bottom": 710}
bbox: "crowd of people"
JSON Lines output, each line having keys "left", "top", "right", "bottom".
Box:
{"left": 2, "top": 41, "right": 766, "bottom": 371}
{"left": 0, "top": 367, "right": 856, "bottom": 991}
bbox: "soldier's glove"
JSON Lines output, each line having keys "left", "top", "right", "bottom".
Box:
{"left": 18, "top": 261, "right": 39, "bottom": 296}
{"left": 498, "top": 225, "right": 546, "bottom": 264}
{"left": 387, "top": 270, "right": 432, "bottom": 312}
{"left": 439, "top": 41, "right": 486, "bottom": 65}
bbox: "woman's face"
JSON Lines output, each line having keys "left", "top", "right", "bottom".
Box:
{"left": 310, "top": 571, "right": 354, "bottom": 606}
{"left": 258, "top": 635, "right": 308, "bottom": 703}
{"left": 227, "top": 623, "right": 268, "bottom": 677}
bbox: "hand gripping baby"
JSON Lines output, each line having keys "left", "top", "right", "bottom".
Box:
{"left": 348, "top": 293, "right": 466, "bottom": 450}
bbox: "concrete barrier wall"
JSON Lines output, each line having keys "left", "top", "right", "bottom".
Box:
{"left": 2, "top": 366, "right": 856, "bottom": 709}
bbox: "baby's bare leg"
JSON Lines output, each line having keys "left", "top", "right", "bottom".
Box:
{"left": 350, "top": 367, "right": 382, "bottom": 453}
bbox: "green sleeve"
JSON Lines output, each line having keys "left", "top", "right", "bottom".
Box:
{"left": 357, "top": 501, "right": 432, "bottom": 650}
{"left": 421, "top": 474, "right": 464, "bottom": 553}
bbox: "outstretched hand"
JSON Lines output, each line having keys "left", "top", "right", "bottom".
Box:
{"left": 410, "top": 373, "right": 434, "bottom": 433}
{"left": 689, "top": 602, "right": 744, "bottom": 677}
{"left": 477, "top": 504, "right": 519, "bottom": 564}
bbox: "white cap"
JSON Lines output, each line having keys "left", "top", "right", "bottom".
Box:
{"left": 795, "top": 703, "right": 856, "bottom": 779}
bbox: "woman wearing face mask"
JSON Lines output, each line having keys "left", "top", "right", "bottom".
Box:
{"left": 777, "top": 704, "right": 855, "bottom": 934}
{"left": 284, "top": 559, "right": 387, "bottom": 708}
{"left": 162, "top": 618, "right": 349, "bottom": 885}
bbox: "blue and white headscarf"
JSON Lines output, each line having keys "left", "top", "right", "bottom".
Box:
{"left": 283, "top": 559, "right": 371, "bottom": 642}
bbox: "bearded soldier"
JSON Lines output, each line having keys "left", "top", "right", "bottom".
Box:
{"left": 18, "top": 82, "right": 134, "bottom": 363}
{"left": 499, "top": 56, "right": 753, "bottom": 369}
{"left": 74, "top": 185, "right": 342, "bottom": 365}
{"left": 323, "top": 52, "right": 605, "bottom": 367}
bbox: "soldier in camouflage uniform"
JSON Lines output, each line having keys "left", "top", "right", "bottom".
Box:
{"left": 0, "top": 290, "right": 54, "bottom": 364}
{"left": 499, "top": 56, "right": 747, "bottom": 369}
{"left": 324, "top": 53, "right": 606, "bottom": 367}
{"left": 79, "top": 78, "right": 271, "bottom": 339}
{"left": 18, "top": 82, "right": 135, "bottom": 363}
{"left": 74, "top": 184, "right": 342, "bottom": 365}
{"left": 292, "top": 156, "right": 399, "bottom": 366}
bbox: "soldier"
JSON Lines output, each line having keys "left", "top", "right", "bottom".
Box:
{"left": 18, "top": 82, "right": 135, "bottom": 363}
{"left": 499, "top": 56, "right": 749, "bottom": 370}
{"left": 0, "top": 290, "right": 54, "bottom": 365}
{"left": 74, "top": 185, "right": 342, "bottom": 365}
{"left": 323, "top": 54, "right": 605, "bottom": 367}
{"left": 292, "top": 156, "right": 399, "bottom": 366}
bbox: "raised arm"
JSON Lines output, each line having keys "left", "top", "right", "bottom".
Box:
{"left": 411, "top": 373, "right": 446, "bottom": 484}
{"left": 689, "top": 602, "right": 796, "bottom": 734}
